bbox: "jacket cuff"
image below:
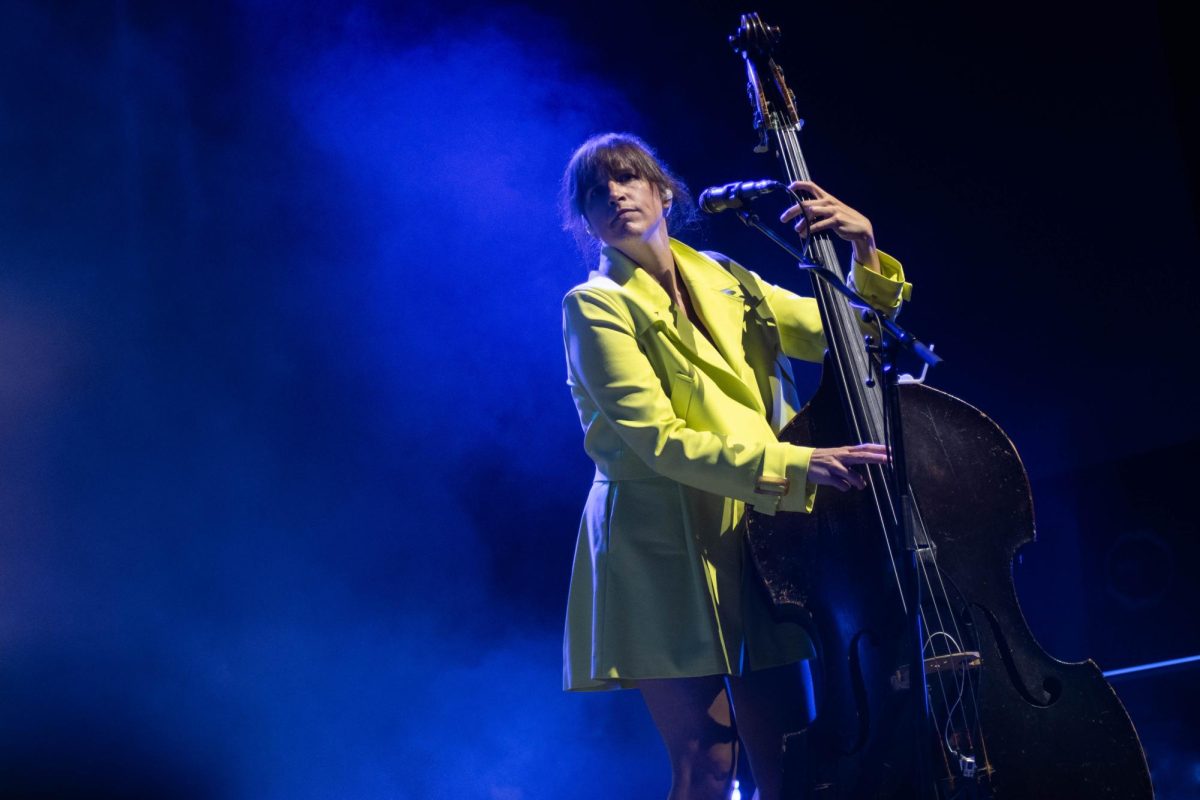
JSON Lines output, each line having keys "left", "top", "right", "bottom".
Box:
{"left": 753, "top": 443, "right": 816, "bottom": 515}
{"left": 850, "top": 250, "right": 911, "bottom": 308}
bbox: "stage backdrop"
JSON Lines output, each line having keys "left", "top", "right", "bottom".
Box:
{"left": 1, "top": 1, "right": 1196, "bottom": 798}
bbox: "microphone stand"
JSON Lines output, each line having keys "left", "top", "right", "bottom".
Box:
{"left": 735, "top": 208, "right": 943, "bottom": 800}
{"left": 734, "top": 210, "right": 940, "bottom": 368}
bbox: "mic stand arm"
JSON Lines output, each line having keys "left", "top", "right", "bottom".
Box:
{"left": 734, "top": 210, "right": 940, "bottom": 367}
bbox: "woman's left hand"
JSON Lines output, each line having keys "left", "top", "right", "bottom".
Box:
{"left": 780, "top": 180, "right": 880, "bottom": 273}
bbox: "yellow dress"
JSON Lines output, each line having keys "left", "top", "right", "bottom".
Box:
{"left": 562, "top": 238, "right": 909, "bottom": 691}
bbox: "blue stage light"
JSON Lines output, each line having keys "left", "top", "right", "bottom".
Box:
{"left": 1103, "top": 653, "right": 1200, "bottom": 678}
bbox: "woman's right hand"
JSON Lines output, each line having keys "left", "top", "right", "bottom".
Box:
{"left": 808, "top": 444, "right": 890, "bottom": 491}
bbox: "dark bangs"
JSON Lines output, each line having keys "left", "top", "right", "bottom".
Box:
{"left": 566, "top": 136, "right": 664, "bottom": 216}
{"left": 558, "top": 132, "right": 696, "bottom": 260}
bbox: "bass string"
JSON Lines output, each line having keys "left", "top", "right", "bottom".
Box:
{"left": 773, "top": 125, "right": 895, "bottom": 539}
{"left": 770, "top": 130, "right": 977, "bottom": 739}
{"left": 868, "top": 301, "right": 982, "bottom": 757}
{"left": 785, "top": 133, "right": 976, "bottom": 755}
{"left": 775, "top": 122, "right": 901, "bottom": 588}
{"left": 774, "top": 120, "right": 987, "bottom": 770}
{"left": 858, "top": 247, "right": 986, "bottom": 765}
{"left": 912, "top": 494, "right": 989, "bottom": 761}
{"left": 874, "top": 340, "right": 984, "bottom": 758}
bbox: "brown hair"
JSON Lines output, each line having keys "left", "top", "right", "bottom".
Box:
{"left": 558, "top": 133, "right": 696, "bottom": 259}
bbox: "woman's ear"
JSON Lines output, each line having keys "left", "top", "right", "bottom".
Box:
{"left": 583, "top": 215, "right": 594, "bottom": 237}
{"left": 661, "top": 188, "right": 673, "bottom": 213}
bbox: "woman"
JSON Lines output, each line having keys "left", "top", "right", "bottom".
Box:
{"left": 559, "top": 133, "right": 911, "bottom": 800}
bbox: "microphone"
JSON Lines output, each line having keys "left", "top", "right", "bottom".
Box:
{"left": 698, "top": 179, "right": 784, "bottom": 214}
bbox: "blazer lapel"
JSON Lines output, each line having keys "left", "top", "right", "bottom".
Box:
{"left": 598, "top": 244, "right": 766, "bottom": 416}
{"left": 672, "top": 243, "right": 747, "bottom": 372}
{"left": 672, "top": 242, "right": 767, "bottom": 409}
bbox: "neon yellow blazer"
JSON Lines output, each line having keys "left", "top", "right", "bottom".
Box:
{"left": 562, "top": 238, "right": 909, "bottom": 691}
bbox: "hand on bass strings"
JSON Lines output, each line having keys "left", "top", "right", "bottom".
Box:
{"left": 779, "top": 180, "right": 881, "bottom": 273}
{"left": 808, "top": 443, "right": 890, "bottom": 492}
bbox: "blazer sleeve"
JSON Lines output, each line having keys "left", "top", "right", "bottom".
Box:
{"left": 747, "top": 250, "right": 911, "bottom": 362}
{"left": 848, "top": 251, "right": 911, "bottom": 314}
{"left": 563, "top": 287, "right": 817, "bottom": 514}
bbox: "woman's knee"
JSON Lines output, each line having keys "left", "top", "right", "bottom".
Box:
{"left": 639, "top": 675, "right": 737, "bottom": 799}
{"left": 672, "top": 737, "right": 735, "bottom": 798}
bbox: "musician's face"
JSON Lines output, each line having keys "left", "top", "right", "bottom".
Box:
{"left": 582, "top": 170, "right": 668, "bottom": 247}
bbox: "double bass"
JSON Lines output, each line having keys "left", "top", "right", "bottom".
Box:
{"left": 729, "top": 13, "right": 1154, "bottom": 799}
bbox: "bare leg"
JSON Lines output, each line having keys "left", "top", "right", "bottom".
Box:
{"left": 639, "top": 675, "right": 738, "bottom": 800}
{"left": 725, "top": 660, "right": 815, "bottom": 800}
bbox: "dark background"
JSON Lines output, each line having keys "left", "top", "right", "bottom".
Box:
{"left": 1, "top": 1, "right": 1196, "bottom": 797}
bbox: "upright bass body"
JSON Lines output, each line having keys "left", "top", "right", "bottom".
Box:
{"left": 727, "top": 10, "right": 1154, "bottom": 797}
{"left": 746, "top": 367, "right": 1154, "bottom": 799}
